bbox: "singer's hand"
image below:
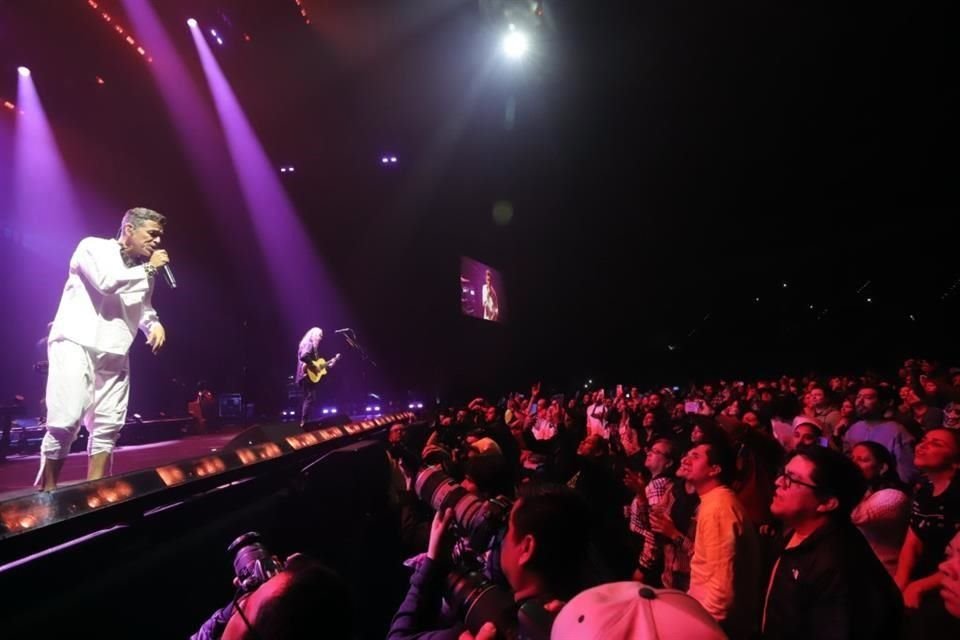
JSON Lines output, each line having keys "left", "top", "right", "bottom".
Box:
{"left": 148, "top": 249, "right": 169, "bottom": 269}
{"left": 147, "top": 323, "right": 166, "bottom": 354}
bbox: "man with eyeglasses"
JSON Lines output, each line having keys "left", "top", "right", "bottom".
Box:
{"left": 762, "top": 446, "right": 903, "bottom": 640}
{"left": 626, "top": 438, "right": 678, "bottom": 586}
{"left": 842, "top": 385, "right": 918, "bottom": 484}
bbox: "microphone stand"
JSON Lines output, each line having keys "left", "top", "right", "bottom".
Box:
{"left": 331, "top": 330, "right": 377, "bottom": 413}
{"left": 339, "top": 329, "right": 377, "bottom": 369}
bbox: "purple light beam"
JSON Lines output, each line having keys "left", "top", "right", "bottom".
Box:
{"left": 188, "top": 25, "right": 347, "bottom": 335}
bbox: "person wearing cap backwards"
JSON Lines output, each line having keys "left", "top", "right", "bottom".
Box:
{"left": 551, "top": 581, "right": 728, "bottom": 640}
{"left": 792, "top": 416, "right": 824, "bottom": 450}
{"left": 387, "top": 483, "right": 590, "bottom": 640}
{"left": 762, "top": 445, "right": 903, "bottom": 640}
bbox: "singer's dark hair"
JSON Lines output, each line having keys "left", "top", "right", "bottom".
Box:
{"left": 118, "top": 207, "right": 166, "bottom": 237}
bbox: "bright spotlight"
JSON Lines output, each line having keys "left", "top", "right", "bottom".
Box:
{"left": 17, "top": 66, "right": 31, "bottom": 77}
{"left": 187, "top": 18, "right": 198, "bottom": 28}
{"left": 501, "top": 30, "right": 529, "bottom": 59}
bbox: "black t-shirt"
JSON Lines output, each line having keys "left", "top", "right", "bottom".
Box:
{"left": 909, "top": 474, "right": 960, "bottom": 579}
{"left": 763, "top": 520, "right": 903, "bottom": 640}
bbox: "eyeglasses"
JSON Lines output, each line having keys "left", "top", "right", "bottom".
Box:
{"left": 778, "top": 469, "right": 818, "bottom": 491}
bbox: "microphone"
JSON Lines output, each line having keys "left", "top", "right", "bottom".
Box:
{"left": 334, "top": 328, "right": 352, "bottom": 334}
{"left": 160, "top": 264, "right": 177, "bottom": 289}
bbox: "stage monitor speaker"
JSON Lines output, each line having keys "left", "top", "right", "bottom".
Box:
{"left": 304, "top": 414, "right": 352, "bottom": 430}
{"left": 218, "top": 393, "right": 243, "bottom": 418}
{"left": 222, "top": 422, "right": 304, "bottom": 451}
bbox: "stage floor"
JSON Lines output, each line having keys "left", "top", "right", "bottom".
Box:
{"left": 0, "top": 429, "right": 243, "bottom": 502}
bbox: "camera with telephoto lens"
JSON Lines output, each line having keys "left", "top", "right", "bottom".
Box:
{"left": 228, "top": 531, "right": 285, "bottom": 593}
{"left": 190, "top": 532, "right": 285, "bottom": 640}
{"left": 414, "top": 465, "right": 552, "bottom": 640}
{"left": 415, "top": 464, "right": 512, "bottom": 552}
{"left": 444, "top": 569, "right": 554, "bottom": 640}
{"left": 420, "top": 442, "right": 459, "bottom": 476}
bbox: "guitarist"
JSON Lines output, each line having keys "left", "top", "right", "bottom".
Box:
{"left": 296, "top": 327, "right": 340, "bottom": 428}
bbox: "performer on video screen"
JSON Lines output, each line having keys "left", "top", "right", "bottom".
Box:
{"left": 482, "top": 269, "right": 499, "bottom": 321}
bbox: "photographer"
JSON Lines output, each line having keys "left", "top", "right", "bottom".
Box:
{"left": 387, "top": 483, "right": 591, "bottom": 640}
{"left": 190, "top": 531, "right": 353, "bottom": 640}
{"left": 192, "top": 551, "right": 352, "bottom": 640}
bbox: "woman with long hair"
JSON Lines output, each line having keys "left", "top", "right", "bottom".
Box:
{"left": 850, "top": 440, "right": 911, "bottom": 575}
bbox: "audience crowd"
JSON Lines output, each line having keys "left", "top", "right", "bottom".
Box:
{"left": 201, "top": 357, "right": 960, "bottom": 639}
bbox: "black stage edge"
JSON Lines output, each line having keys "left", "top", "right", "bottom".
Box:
{"left": 0, "top": 412, "right": 422, "bottom": 638}
{"left": 0, "top": 412, "right": 414, "bottom": 564}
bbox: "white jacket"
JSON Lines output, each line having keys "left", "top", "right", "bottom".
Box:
{"left": 48, "top": 237, "right": 159, "bottom": 355}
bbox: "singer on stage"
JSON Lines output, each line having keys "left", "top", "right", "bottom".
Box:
{"left": 37, "top": 207, "right": 169, "bottom": 491}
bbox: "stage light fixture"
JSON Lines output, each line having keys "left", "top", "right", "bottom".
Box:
{"left": 187, "top": 18, "right": 198, "bottom": 28}
{"left": 17, "top": 66, "right": 30, "bottom": 77}
{"left": 501, "top": 26, "right": 529, "bottom": 59}
{"left": 293, "top": 0, "right": 312, "bottom": 25}
{"left": 86, "top": 3, "right": 154, "bottom": 62}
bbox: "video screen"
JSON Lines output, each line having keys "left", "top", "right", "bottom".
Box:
{"left": 460, "top": 256, "right": 505, "bottom": 323}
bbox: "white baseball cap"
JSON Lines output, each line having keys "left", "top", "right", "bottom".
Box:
{"left": 550, "top": 582, "right": 727, "bottom": 640}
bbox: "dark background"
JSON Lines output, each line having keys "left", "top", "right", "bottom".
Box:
{"left": 0, "top": 1, "right": 955, "bottom": 415}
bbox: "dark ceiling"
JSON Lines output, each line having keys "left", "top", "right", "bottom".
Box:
{"left": 0, "top": 1, "right": 955, "bottom": 409}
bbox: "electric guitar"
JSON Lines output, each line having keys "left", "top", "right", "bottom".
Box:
{"left": 305, "top": 353, "right": 341, "bottom": 384}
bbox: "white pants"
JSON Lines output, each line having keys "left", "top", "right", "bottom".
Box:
{"left": 40, "top": 339, "right": 130, "bottom": 462}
